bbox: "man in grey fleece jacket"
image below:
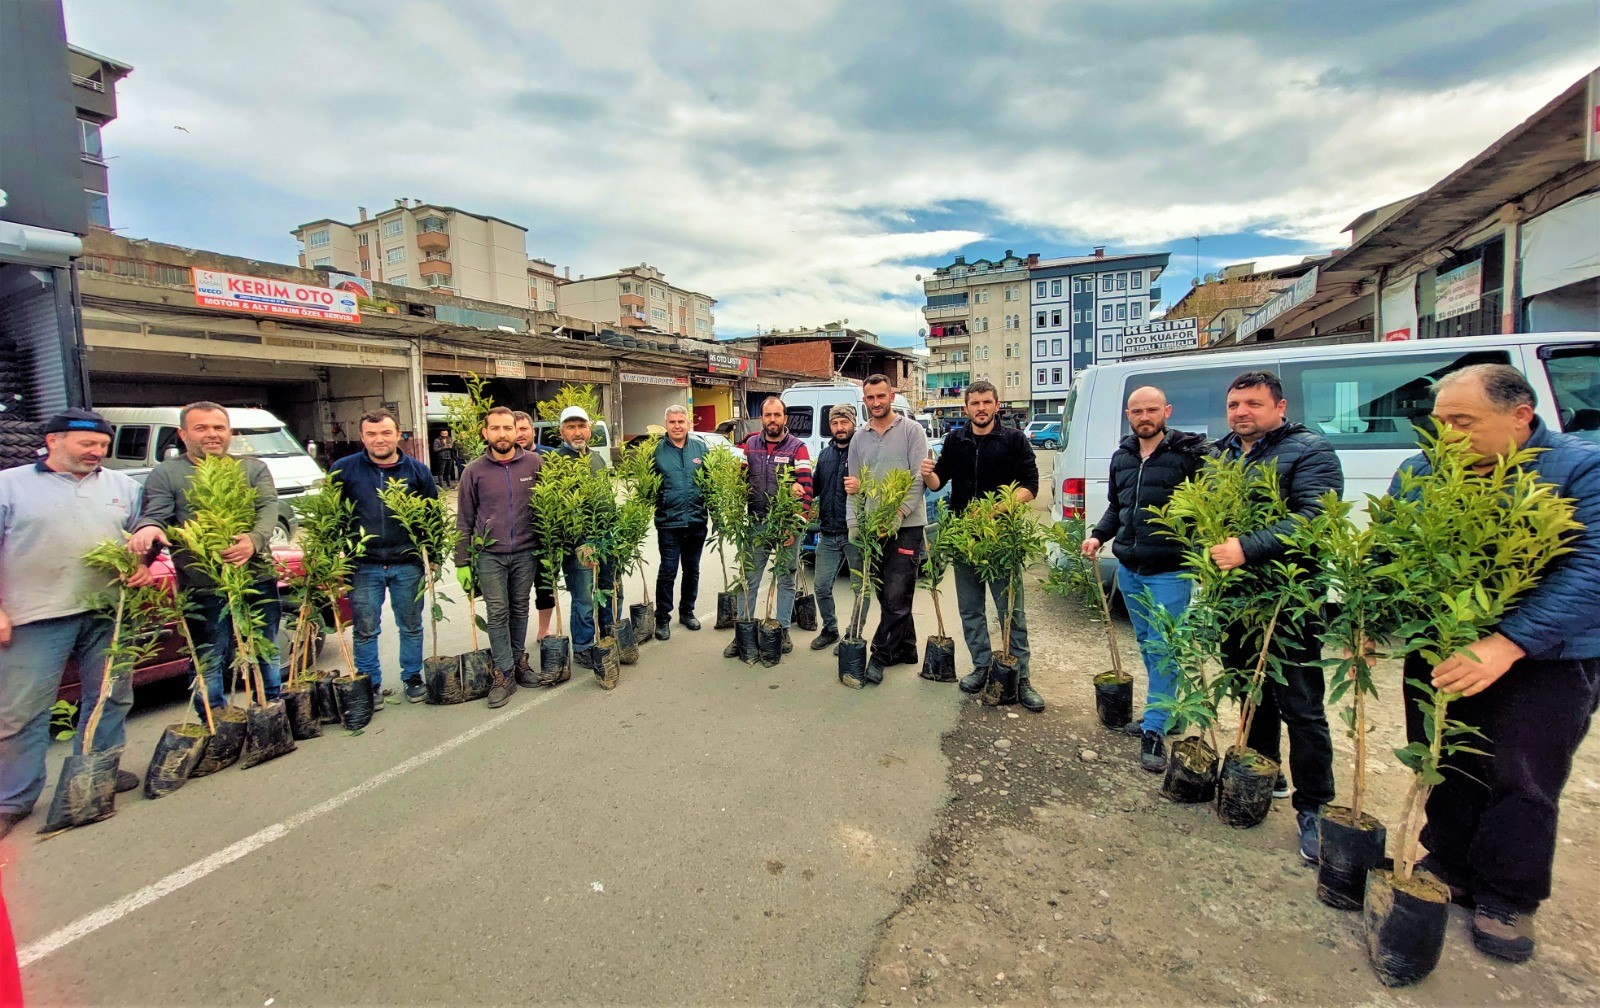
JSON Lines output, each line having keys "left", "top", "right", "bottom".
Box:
{"left": 843, "top": 374, "right": 928, "bottom": 687}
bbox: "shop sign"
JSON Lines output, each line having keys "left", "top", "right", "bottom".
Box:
{"left": 1237, "top": 267, "right": 1317, "bottom": 341}
{"left": 494, "top": 358, "right": 526, "bottom": 379}
{"left": 708, "top": 350, "right": 757, "bottom": 378}
{"left": 1434, "top": 260, "right": 1483, "bottom": 321}
{"left": 192, "top": 268, "right": 359, "bottom": 323}
{"left": 1122, "top": 317, "right": 1199, "bottom": 357}
{"left": 623, "top": 372, "right": 689, "bottom": 387}
{"left": 694, "top": 374, "right": 740, "bottom": 387}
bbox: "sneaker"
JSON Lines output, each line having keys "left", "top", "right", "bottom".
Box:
{"left": 486, "top": 668, "right": 513, "bottom": 709}
{"left": 1139, "top": 731, "right": 1166, "bottom": 772}
{"left": 1472, "top": 904, "right": 1535, "bottom": 963}
{"left": 403, "top": 680, "right": 428, "bottom": 703}
{"left": 1272, "top": 774, "right": 1290, "bottom": 799}
{"left": 1120, "top": 720, "right": 1143, "bottom": 737}
{"left": 514, "top": 652, "right": 539, "bottom": 688}
{"left": 679, "top": 613, "right": 701, "bottom": 631}
{"left": 958, "top": 667, "right": 988, "bottom": 694}
{"left": 114, "top": 769, "right": 140, "bottom": 794}
{"left": 840, "top": 671, "right": 865, "bottom": 690}
{"left": 655, "top": 622, "right": 671, "bottom": 641}
{"left": 811, "top": 627, "right": 839, "bottom": 650}
{"left": 864, "top": 662, "right": 885, "bottom": 686}
{"left": 0, "top": 809, "right": 28, "bottom": 841}
{"left": 1296, "top": 810, "right": 1320, "bottom": 864}
{"left": 723, "top": 639, "right": 739, "bottom": 658}
{"left": 1017, "top": 677, "right": 1045, "bottom": 713}
{"left": 781, "top": 629, "right": 794, "bottom": 654}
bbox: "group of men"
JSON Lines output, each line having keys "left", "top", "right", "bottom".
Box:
{"left": 1087, "top": 364, "right": 1599, "bottom": 965}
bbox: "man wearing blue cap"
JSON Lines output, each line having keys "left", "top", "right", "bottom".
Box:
{"left": 0, "top": 410, "right": 153, "bottom": 839}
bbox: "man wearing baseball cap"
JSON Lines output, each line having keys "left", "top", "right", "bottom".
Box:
{"left": 550, "top": 407, "right": 620, "bottom": 681}
{"left": 1, "top": 409, "right": 153, "bottom": 839}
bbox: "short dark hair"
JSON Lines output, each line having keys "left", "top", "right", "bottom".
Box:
{"left": 511, "top": 410, "right": 533, "bottom": 424}
{"left": 483, "top": 406, "right": 515, "bottom": 423}
{"left": 761, "top": 395, "right": 785, "bottom": 412}
{"left": 863, "top": 374, "right": 893, "bottom": 389}
{"left": 360, "top": 408, "right": 398, "bottom": 430}
{"left": 1437, "top": 364, "right": 1537, "bottom": 410}
{"left": 1228, "top": 370, "right": 1284, "bottom": 403}
{"left": 179, "top": 401, "right": 228, "bottom": 428}
{"left": 963, "top": 380, "right": 998, "bottom": 403}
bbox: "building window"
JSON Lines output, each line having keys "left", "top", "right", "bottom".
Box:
{"left": 1050, "top": 310, "right": 1061, "bottom": 326}
{"left": 1037, "top": 369, "right": 1047, "bottom": 385}
{"left": 1116, "top": 304, "right": 1127, "bottom": 320}
{"left": 419, "top": 216, "right": 446, "bottom": 232}
{"left": 546, "top": 300, "right": 557, "bottom": 311}
{"left": 1131, "top": 272, "right": 1142, "bottom": 290}
{"left": 311, "top": 257, "right": 333, "bottom": 268}
{"left": 1036, "top": 281, "right": 1046, "bottom": 297}
{"left": 386, "top": 247, "right": 406, "bottom": 264}
{"left": 651, "top": 307, "right": 668, "bottom": 320}
{"left": 1051, "top": 279, "right": 1062, "bottom": 297}
{"left": 425, "top": 274, "right": 453, "bottom": 288}
{"left": 1035, "top": 312, "right": 1046, "bottom": 328}
{"left": 390, "top": 275, "right": 408, "bottom": 287}
{"left": 1102, "top": 335, "right": 1112, "bottom": 353}
{"left": 1050, "top": 338, "right": 1062, "bottom": 355}
{"left": 84, "top": 189, "right": 109, "bottom": 229}
{"left": 1101, "top": 305, "right": 1113, "bottom": 322}
{"left": 307, "top": 229, "right": 330, "bottom": 248}
{"left": 1072, "top": 278, "right": 1082, "bottom": 293}
{"left": 1131, "top": 302, "right": 1142, "bottom": 319}
{"left": 78, "top": 120, "right": 103, "bottom": 160}
{"left": 1102, "top": 276, "right": 1113, "bottom": 292}
{"left": 359, "top": 259, "right": 370, "bottom": 272}
{"left": 1051, "top": 367, "right": 1063, "bottom": 383}
{"left": 1117, "top": 273, "right": 1127, "bottom": 290}
{"left": 1072, "top": 309, "right": 1082, "bottom": 324}
{"left": 696, "top": 319, "right": 708, "bottom": 331}
{"left": 358, "top": 233, "right": 369, "bottom": 247}
{"left": 1035, "top": 339, "right": 1046, "bottom": 356}
{"left": 382, "top": 219, "right": 405, "bottom": 238}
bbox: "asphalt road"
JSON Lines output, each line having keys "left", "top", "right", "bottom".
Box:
{"left": 3, "top": 536, "right": 967, "bottom": 1007}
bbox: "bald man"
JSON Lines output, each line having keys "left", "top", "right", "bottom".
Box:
{"left": 1084, "top": 386, "right": 1210, "bottom": 772}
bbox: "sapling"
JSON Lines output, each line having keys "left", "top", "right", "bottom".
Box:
{"left": 698, "top": 447, "right": 751, "bottom": 608}
{"left": 376, "top": 477, "right": 459, "bottom": 662}
{"left": 612, "top": 435, "right": 662, "bottom": 626}
{"left": 530, "top": 452, "right": 591, "bottom": 644}
{"left": 754, "top": 467, "right": 808, "bottom": 625}
{"left": 1040, "top": 517, "right": 1102, "bottom": 614}
{"left": 286, "top": 482, "right": 369, "bottom": 681}
{"left": 444, "top": 371, "right": 493, "bottom": 461}
{"left": 844, "top": 467, "right": 914, "bottom": 642}
{"left": 948, "top": 486, "right": 1046, "bottom": 676}
{"left": 917, "top": 500, "right": 957, "bottom": 642}
{"left": 535, "top": 383, "right": 602, "bottom": 424}
{"left": 80, "top": 541, "right": 166, "bottom": 748}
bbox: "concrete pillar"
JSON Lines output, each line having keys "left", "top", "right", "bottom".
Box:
{"left": 1501, "top": 203, "right": 1523, "bottom": 334}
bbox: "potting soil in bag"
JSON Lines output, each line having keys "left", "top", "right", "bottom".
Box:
{"left": 239, "top": 701, "right": 297, "bottom": 768}
{"left": 335, "top": 674, "right": 374, "bottom": 730}
{"left": 1160, "top": 737, "right": 1218, "bottom": 804}
{"left": 143, "top": 724, "right": 208, "bottom": 799}
{"left": 1216, "top": 746, "right": 1277, "bottom": 828}
{"left": 733, "top": 619, "right": 760, "bottom": 664}
{"left": 792, "top": 593, "right": 817, "bottom": 632}
{"left": 1364, "top": 868, "right": 1449, "bottom": 988}
{"left": 757, "top": 620, "right": 783, "bottom": 667}
{"left": 539, "top": 636, "right": 571, "bottom": 685}
{"left": 1093, "top": 671, "right": 1134, "bottom": 729}
{"left": 715, "top": 592, "right": 738, "bottom": 630}
{"left": 593, "top": 637, "right": 621, "bottom": 689}
{"left": 919, "top": 635, "right": 956, "bottom": 682}
{"left": 1319, "top": 807, "right": 1388, "bottom": 912}
{"left": 981, "top": 655, "right": 1020, "bottom": 706}
{"left": 629, "top": 603, "right": 653, "bottom": 643}
{"left": 281, "top": 685, "right": 322, "bottom": 740}
{"left": 189, "top": 707, "right": 249, "bottom": 777}
{"left": 423, "top": 656, "right": 464, "bottom": 705}
{"left": 39, "top": 746, "right": 122, "bottom": 833}
{"left": 312, "top": 676, "right": 341, "bottom": 724}
{"left": 837, "top": 638, "right": 868, "bottom": 684}
{"left": 615, "top": 619, "right": 639, "bottom": 665}
{"left": 459, "top": 650, "right": 492, "bottom": 701}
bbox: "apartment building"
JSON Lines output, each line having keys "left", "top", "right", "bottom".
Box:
{"left": 1027, "top": 249, "right": 1169, "bottom": 413}
{"left": 556, "top": 263, "right": 715, "bottom": 339}
{"left": 920, "top": 250, "right": 1037, "bottom": 417}
{"left": 292, "top": 200, "right": 532, "bottom": 306}
{"left": 68, "top": 45, "right": 132, "bottom": 230}
{"left": 527, "top": 257, "right": 565, "bottom": 313}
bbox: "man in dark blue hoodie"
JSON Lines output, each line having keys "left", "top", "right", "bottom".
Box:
{"left": 328, "top": 409, "right": 439, "bottom": 705}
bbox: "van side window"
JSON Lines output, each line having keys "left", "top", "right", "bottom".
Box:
{"left": 114, "top": 425, "right": 150, "bottom": 461}
{"left": 1543, "top": 344, "right": 1600, "bottom": 442}
{"left": 785, "top": 406, "right": 814, "bottom": 439}
{"left": 1122, "top": 366, "right": 1251, "bottom": 443}
{"left": 1281, "top": 349, "right": 1511, "bottom": 449}
{"left": 155, "top": 426, "right": 181, "bottom": 461}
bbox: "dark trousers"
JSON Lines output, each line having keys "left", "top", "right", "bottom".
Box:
{"left": 655, "top": 523, "right": 707, "bottom": 619}
{"left": 188, "top": 580, "right": 282, "bottom": 711}
{"left": 1221, "top": 615, "right": 1335, "bottom": 814}
{"left": 476, "top": 551, "right": 535, "bottom": 672}
{"left": 868, "top": 526, "right": 922, "bottom": 667}
{"left": 1403, "top": 653, "right": 1600, "bottom": 913}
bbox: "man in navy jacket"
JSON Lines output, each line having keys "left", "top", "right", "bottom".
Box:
{"left": 1395, "top": 364, "right": 1600, "bottom": 965}
{"left": 329, "top": 409, "right": 439, "bottom": 704}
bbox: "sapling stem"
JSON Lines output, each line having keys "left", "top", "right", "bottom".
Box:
{"left": 1093, "top": 565, "right": 1122, "bottom": 677}
{"left": 81, "top": 587, "right": 126, "bottom": 754}
{"left": 1235, "top": 596, "right": 1287, "bottom": 752}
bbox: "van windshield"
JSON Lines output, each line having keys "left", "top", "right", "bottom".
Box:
{"left": 1545, "top": 344, "right": 1600, "bottom": 443}
{"left": 229, "top": 427, "right": 306, "bottom": 458}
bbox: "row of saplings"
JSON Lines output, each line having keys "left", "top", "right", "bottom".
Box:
{"left": 1063, "top": 425, "right": 1577, "bottom": 988}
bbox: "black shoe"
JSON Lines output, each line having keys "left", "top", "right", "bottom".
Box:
{"left": 404, "top": 679, "right": 428, "bottom": 703}
{"left": 781, "top": 629, "right": 793, "bottom": 654}
{"left": 114, "top": 769, "right": 140, "bottom": 794}
{"left": 680, "top": 613, "right": 701, "bottom": 631}
{"left": 894, "top": 650, "right": 919, "bottom": 667}
{"left": 1296, "top": 810, "right": 1320, "bottom": 864}
{"left": 514, "top": 652, "right": 540, "bottom": 688}
{"left": 1139, "top": 731, "right": 1166, "bottom": 772}
{"left": 958, "top": 667, "right": 988, "bottom": 694}
{"left": 723, "top": 639, "right": 739, "bottom": 658}
{"left": 655, "top": 622, "right": 671, "bottom": 641}
{"left": 811, "top": 627, "right": 839, "bottom": 650}
{"left": 0, "top": 809, "right": 28, "bottom": 841}
{"left": 1017, "top": 677, "right": 1045, "bottom": 713}
{"left": 574, "top": 648, "right": 598, "bottom": 672}
{"left": 1120, "top": 720, "right": 1143, "bottom": 737}
{"left": 864, "top": 662, "right": 885, "bottom": 686}
{"left": 1272, "top": 773, "right": 1290, "bottom": 799}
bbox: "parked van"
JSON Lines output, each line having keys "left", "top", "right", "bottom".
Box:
{"left": 780, "top": 381, "right": 914, "bottom": 463}
{"left": 101, "top": 406, "right": 327, "bottom": 545}
{"left": 1049, "top": 332, "right": 1600, "bottom": 573}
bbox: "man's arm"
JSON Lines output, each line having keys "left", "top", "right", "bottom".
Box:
{"left": 1237, "top": 441, "right": 1343, "bottom": 564}
{"left": 1013, "top": 430, "right": 1039, "bottom": 502}
{"left": 246, "top": 461, "right": 279, "bottom": 555}
{"left": 900, "top": 424, "right": 927, "bottom": 518}
{"left": 792, "top": 443, "right": 814, "bottom": 510}
{"left": 454, "top": 464, "right": 475, "bottom": 566}
{"left": 1088, "top": 461, "right": 1121, "bottom": 545}
{"left": 127, "top": 464, "right": 177, "bottom": 555}
{"left": 1494, "top": 453, "right": 1600, "bottom": 659}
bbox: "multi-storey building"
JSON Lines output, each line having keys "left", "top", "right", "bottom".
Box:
{"left": 68, "top": 45, "right": 132, "bottom": 230}
{"left": 292, "top": 200, "right": 532, "bottom": 305}
{"left": 1027, "top": 249, "right": 1169, "bottom": 413}
{"left": 920, "top": 250, "right": 1037, "bottom": 422}
{"left": 526, "top": 257, "right": 565, "bottom": 313}
{"left": 556, "top": 263, "right": 715, "bottom": 339}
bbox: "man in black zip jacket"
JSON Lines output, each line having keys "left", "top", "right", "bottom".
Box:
{"left": 1084, "top": 387, "right": 1209, "bottom": 772}
{"left": 329, "top": 409, "right": 440, "bottom": 705}
{"left": 810, "top": 404, "right": 868, "bottom": 649}
{"left": 1209, "top": 370, "right": 1343, "bottom": 863}
{"left": 922, "top": 380, "right": 1044, "bottom": 711}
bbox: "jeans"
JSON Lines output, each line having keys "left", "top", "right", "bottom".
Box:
{"left": 0, "top": 612, "right": 129, "bottom": 816}
{"left": 1119, "top": 568, "right": 1192, "bottom": 734}
{"left": 187, "top": 580, "right": 282, "bottom": 710}
{"left": 952, "top": 561, "right": 1029, "bottom": 676}
{"left": 655, "top": 523, "right": 707, "bottom": 619}
{"left": 739, "top": 541, "right": 799, "bottom": 626}
{"left": 1221, "top": 615, "right": 1334, "bottom": 814}
{"left": 349, "top": 561, "right": 425, "bottom": 688}
{"left": 867, "top": 527, "right": 922, "bottom": 666}
{"left": 1403, "top": 653, "right": 1600, "bottom": 913}
{"left": 563, "top": 554, "right": 616, "bottom": 651}
{"left": 477, "top": 551, "right": 536, "bottom": 671}
{"left": 813, "top": 532, "right": 867, "bottom": 634}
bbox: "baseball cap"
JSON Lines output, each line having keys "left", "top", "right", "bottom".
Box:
{"left": 43, "top": 408, "right": 113, "bottom": 436}
{"left": 559, "top": 406, "right": 590, "bottom": 424}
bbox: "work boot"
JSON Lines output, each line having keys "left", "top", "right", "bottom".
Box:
{"left": 781, "top": 629, "right": 793, "bottom": 654}
{"left": 958, "top": 666, "right": 989, "bottom": 694}
{"left": 1017, "top": 676, "right": 1045, "bottom": 713}
{"left": 487, "top": 667, "right": 514, "bottom": 709}
{"left": 1473, "top": 905, "right": 1535, "bottom": 963}
{"left": 864, "top": 661, "right": 885, "bottom": 686}
{"left": 1139, "top": 731, "right": 1166, "bottom": 773}
{"left": 655, "top": 621, "right": 671, "bottom": 641}
{"left": 680, "top": 612, "right": 701, "bottom": 630}
{"left": 0, "top": 809, "right": 28, "bottom": 841}
{"left": 723, "top": 638, "right": 740, "bottom": 658}
{"left": 514, "top": 651, "right": 539, "bottom": 688}
{"left": 114, "top": 769, "right": 140, "bottom": 794}
{"left": 811, "top": 626, "right": 839, "bottom": 650}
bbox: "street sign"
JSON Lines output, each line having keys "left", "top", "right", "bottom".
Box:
{"left": 494, "top": 358, "right": 525, "bottom": 379}
{"left": 1121, "top": 317, "right": 1199, "bottom": 357}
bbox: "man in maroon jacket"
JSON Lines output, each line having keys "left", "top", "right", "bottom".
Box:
{"left": 724, "top": 396, "right": 813, "bottom": 657}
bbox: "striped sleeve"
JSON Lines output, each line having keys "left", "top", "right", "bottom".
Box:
{"left": 792, "top": 442, "right": 814, "bottom": 509}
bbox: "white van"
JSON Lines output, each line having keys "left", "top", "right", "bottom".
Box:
{"left": 780, "top": 381, "right": 914, "bottom": 462}
{"left": 101, "top": 406, "right": 327, "bottom": 545}
{"left": 1049, "top": 332, "right": 1600, "bottom": 564}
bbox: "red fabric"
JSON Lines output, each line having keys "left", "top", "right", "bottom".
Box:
{"left": 0, "top": 868, "right": 21, "bottom": 1007}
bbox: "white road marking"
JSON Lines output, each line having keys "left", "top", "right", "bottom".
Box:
{"left": 20, "top": 691, "right": 557, "bottom": 967}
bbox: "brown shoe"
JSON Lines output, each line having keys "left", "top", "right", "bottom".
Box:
{"left": 487, "top": 667, "right": 514, "bottom": 708}
{"left": 1472, "top": 904, "right": 1534, "bottom": 963}
{"left": 513, "top": 651, "right": 539, "bottom": 688}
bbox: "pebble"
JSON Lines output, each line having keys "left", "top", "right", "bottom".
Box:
{"left": 968, "top": 773, "right": 984, "bottom": 785}
{"left": 1053, "top": 912, "right": 1064, "bottom": 921}
{"left": 1080, "top": 749, "right": 1099, "bottom": 762}
{"left": 1049, "top": 788, "right": 1064, "bottom": 798}
{"left": 994, "top": 739, "right": 1012, "bottom": 750}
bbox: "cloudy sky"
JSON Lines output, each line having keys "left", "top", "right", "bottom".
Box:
{"left": 66, "top": 0, "right": 1597, "bottom": 346}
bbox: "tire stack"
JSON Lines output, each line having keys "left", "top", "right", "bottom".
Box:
{"left": 0, "top": 335, "right": 41, "bottom": 471}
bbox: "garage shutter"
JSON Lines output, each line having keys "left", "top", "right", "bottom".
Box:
{"left": 0, "top": 266, "right": 75, "bottom": 469}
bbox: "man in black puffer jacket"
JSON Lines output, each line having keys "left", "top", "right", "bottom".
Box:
{"left": 809, "top": 404, "right": 867, "bottom": 650}
{"left": 1208, "top": 370, "right": 1343, "bottom": 864}
{"left": 1085, "top": 386, "right": 1210, "bottom": 772}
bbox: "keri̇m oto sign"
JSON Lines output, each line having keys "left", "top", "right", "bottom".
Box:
{"left": 192, "top": 269, "right": 361, "bottom": 323}
{"left": 1121, "top": 316, "right": 1200, "bottom": 357}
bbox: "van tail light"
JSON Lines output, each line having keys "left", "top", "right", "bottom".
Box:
{"left": 1062, "top": 477, "right": 1085, "bottom": 520}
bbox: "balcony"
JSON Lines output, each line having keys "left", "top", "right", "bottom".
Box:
{"left": 619, "top": 293, "right": 645, "bottom": 309}
{"left": 416, "top": 230, "right": 450, "bottom": 253}
{"left": 926, "top": 332, "right": 969, "bottom": 348}
{"left": 618, "top": 313, "right": 648, "bottom": 328}
{"left": 923, "top": 303, "right": 970, "bottom": 322}
{"left": 418, "top": 259, "right": 452, "bottom": 279}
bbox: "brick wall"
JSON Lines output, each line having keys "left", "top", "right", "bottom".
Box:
{"left": 760, "top": 340, "right": 833, "bottom": 378}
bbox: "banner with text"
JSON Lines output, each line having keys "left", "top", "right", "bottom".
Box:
{"left": 193, "top": 269, "right": 360, "bottom": 323}
{"left": 1122, "top": 316, "right": 1199, "bottom": 357}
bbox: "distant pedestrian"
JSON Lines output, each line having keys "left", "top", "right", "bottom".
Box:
{"left": 810, "top": 404, "right": 867, "bottom": 651}
{"left": 651, "top": 405, "right": 710, "bottom": 639}
{"left": 431, "top": 429, "right": 459, "bottom": 488}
